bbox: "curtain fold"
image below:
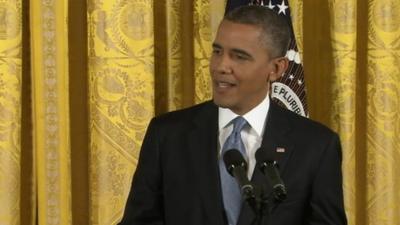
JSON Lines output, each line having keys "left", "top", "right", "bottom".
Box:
{"left": 193, "top": 0, "right": 225, "bottom": 103}
{"left": 0, "top": 0, "right": 399, "bottom": 224}
{"left": 154, "top": 0, "right": 191, "bottom": 112}
{"left": 69, "top": 0, "right": 89, "bottom": 224}
{"left": 87, "top": 0, "right": 155, "bottom": 224}
{"left": 366, "top": 1, "right": 400, "bottom": 224}
{"left": 30, "top": 0, "right": 72, "bottom": 224}
{"left": 0, "top": 0, "right": 22, "bottom": 224}
{"left": 328, "top": 1, "right": 357, "bottom": 224}
{"left": 289, "top": 0, "right": 303, "bottom": 58}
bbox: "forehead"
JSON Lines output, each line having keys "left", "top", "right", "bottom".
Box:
{"left": 214, "top": 20, "right": 264, "bottom": 46}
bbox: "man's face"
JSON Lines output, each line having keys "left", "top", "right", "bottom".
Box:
{"left": 210, "top": 20, "right": 280, "bottom": 115}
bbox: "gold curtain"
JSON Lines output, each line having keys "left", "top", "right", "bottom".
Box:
{"left": 87, "top": 0, "right": 155, "bottom": 224}
{"left": 87, "top": 0, "right": 225, "bottom": 224}
{"left": 0, "top": 0, "right": 22, "bottom": 225}
{"left": 365, "top": 1, "right": 400, "bottom": 223}
{"left": 31, "top": 0, "right": 72, "bottom": 225}
{"left": 0, "top": 0, "right": 399, "bottom": 225}
{"left": 304, "top": 1, "right": 400, "bottom": 225}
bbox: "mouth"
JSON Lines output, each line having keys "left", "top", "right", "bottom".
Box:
{"left": 214, "top": 80, "right": 237, "bottom": 90}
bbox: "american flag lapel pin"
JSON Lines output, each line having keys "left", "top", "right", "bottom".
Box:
{"left": 276, "top": 147, "right": 285, "bottom": 153}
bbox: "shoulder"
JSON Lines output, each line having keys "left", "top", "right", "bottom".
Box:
{"left": 270, "top": 102, "right": 338, "bottom": 140}
{"left": 149, "top": 100, "right": 217, "bottom": 128}
{"left": 269, "top": 103, "right": 342, "bottom": 171}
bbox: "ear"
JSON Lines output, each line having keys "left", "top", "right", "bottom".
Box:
{"left": 269, "top": 57, "right": 289, "bottom": 82}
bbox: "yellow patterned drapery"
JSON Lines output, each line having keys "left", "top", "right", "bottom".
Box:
{"left": 0, "top": 0, "right": 21, "bottom": 225}
{"left": 365, "top": 1, "right": 400, "bottom": 223}
{"left": 304, "top": 1, "right": 400, "bottom": 225}
{"left": 328, "top": 1, "right": 358, "bottom": 224}
{"left": 87, "top": 1, "right": 226, "bottom": 224}
{"left": 31, "top": 0, "right": 72, "bottom": 224}
{"left": 0, "top": 0, "right": 399, "bottom": 225}
{"left": 87, "top": 0, "right": 155, "bottom": 224}
{"left": 193, "top": 0, "right": 225, "bottom": 103}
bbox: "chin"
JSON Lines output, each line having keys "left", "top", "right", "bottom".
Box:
{"left": 213, "top": 98, "right": 233, "bottom": 109}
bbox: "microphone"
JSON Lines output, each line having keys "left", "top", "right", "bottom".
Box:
{"left": 223, "top": 149, "right": 256, "bottom": 201}
{"left": 255, "top": 149, "right": 287, "bottom": 202}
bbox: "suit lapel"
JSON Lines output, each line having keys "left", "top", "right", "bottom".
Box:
{"left": 187, "top": 101, "right": 226, "bottom": 225}
{"left": 238, "top": 102, "right": 294, "bottom": 225}
{"left": 259, "top": 102, "right": 294, "bottom": 175}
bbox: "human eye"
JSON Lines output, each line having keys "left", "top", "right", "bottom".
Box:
{"left": 230, "top": 49, "right": 252, "bottom": 61}
{"left": 212, "top": 47, "right": 222, "bottom": 55}
{"left": 233, "top": 52, "right": 249, "bottom": 61}
{"left": 211, "top": 43, "right": 223, "bottom": 56}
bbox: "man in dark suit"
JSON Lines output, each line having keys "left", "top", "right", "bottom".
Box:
{"left": 118, "top": 5, "right": 347, "bottom": 225}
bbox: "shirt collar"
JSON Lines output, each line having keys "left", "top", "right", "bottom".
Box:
{"left": 218, "top": 95, "right": 270, "bottom": 137}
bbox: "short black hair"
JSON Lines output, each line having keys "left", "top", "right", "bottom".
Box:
{"left": 224, "top": 5, "right": 291, "bottom": 58}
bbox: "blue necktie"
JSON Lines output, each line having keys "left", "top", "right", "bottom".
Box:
{"left": 219, "top": 116, "right": 248, "bottom": 225}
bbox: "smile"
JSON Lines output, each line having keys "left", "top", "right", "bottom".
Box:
{"left": 215, "top": 81, "right": 236, "bottom": 88}
{"left": 216, "top": 82, "right": 235, "bottom": 88}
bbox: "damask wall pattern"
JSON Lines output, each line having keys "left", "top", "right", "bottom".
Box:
{"left": 0, "top": 0, "right": 21, "bottom": 224}
{"left": 193, "top": 0, "right": 225, "bottom": 103}
{"left": 328, "top": 0, "right": 357, "bottom": 224}
{"left": 0, "top": 0, "right": 399, "bottom": 225}
{"left": 366, "top": 1, "right": 400, "bottom": 224}
{"left": 31, "top": 0, "right": 72, "bottom": 224}
{"left": 87, "top": 0, "right": 155, "bottom": 224}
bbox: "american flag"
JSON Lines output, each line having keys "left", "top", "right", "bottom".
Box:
{"left": 225, "top": 0, "right": 308, "bottom": 117}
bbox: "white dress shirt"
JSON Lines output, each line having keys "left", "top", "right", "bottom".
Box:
{"left": 218, "top": 95, "right": 270, "bottom": 179}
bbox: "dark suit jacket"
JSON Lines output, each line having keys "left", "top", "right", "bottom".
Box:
{"left": 118, "top": 100, "right": 347, "bottom": 225}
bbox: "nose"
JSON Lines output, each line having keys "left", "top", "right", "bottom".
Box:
{"left": 214, "top": 54, "right": 233, "bottom": 74}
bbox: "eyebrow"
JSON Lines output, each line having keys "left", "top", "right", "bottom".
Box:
{"left": 231, "top": 48, "right": 252, "bottom": 59}
{"left": 212, "top": 43, "right": 253, "bottom": 59}
{"left": 212, "top": 43, "right": 222, "bottom": 49}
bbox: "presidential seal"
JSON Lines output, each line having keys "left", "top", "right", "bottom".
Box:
{"left": 271, "top": 82, "right": 306, "bottom": 117}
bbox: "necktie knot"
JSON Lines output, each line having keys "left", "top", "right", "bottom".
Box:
{"left": 223, "top": 116, "right": 248, "bottom": 157}
{"left": 231, "top": 116, "right": 248, "bottom": 135}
